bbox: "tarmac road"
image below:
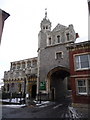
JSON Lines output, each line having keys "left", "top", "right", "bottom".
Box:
{"left": 1, "top": 97, "right": 81, "bottom": 119}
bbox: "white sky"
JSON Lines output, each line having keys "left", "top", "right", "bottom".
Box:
{"left": 0, "top": 0, "right": 88, "bottom": 84}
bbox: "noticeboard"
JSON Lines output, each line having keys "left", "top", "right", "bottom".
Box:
{"left": 39, "top": 81, "right": 46, "bottom": 90}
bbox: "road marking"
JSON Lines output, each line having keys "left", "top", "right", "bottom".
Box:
{"left": 53, "top": 104, "right": 62, "bottom": 109}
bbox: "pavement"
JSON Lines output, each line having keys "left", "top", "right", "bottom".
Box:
{"left": 1, "top": 98, "right": 73, "bottom": 119}
{"left": 34, "top": 100, "right": 90, "bottom": 119}
{"left": 72, "top": 105, "right": 90, "bottom": 119}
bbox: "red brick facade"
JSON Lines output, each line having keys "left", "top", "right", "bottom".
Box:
{"left": 68, "top": 41, "right": 90, "bottom": 104}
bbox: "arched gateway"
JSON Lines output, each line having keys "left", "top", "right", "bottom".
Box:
{"left": 37, "top": 10, "right": 76, "bottom": 102}
{"left": 47, "top": 66, "right": 70, "bottom": 101}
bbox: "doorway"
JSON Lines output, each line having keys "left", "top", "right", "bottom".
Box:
{"left": 48, "top": 66, "right": 70, "bottom": 101}
{"left": 51, "top": 87, "right": 55, "bottom": 101}
{"left": 31, "top": 84, "right": 36, "bottom": 98}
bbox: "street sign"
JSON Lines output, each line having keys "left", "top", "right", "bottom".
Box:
{"left": 39, "top": 81, "right": 46, "bottom": 90}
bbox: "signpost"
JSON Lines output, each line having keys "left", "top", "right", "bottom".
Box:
{"left": 39, "top": 81, "right": 46, "bottom": 103}
{"left": 39, "top": 81, "right": 46, "bottom": 90}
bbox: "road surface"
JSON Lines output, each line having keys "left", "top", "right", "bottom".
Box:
{"left": 1, "top": 98, "right": 81, "bottom": 119}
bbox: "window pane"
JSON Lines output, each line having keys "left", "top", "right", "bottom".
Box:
{"left": 80, "top": 54, "right": 89, "bottom": 68}
{"left": 75, "top": 56, "right": 80, "bottom": 69}
{"left": 89, "top": 55, "right": 90, "bottom": 63}
{"left": 77, "top": 80, "right": 87, "bottom": 94}
{"left": 78, "top": 80, "right": 86, "bottom": 86}
{"left": 78, "top": 87, "right": 86, "bottom": 93}
{"left": 80, "top": 55, "right": 88, "bottom": 62}
{"left": 75, "top": 56, "right": 79, "bottom": 63}
{"left": 76, "top": 62, "right": 80, "bottom": 69}
{"left": 76, "top": 54, "right": 90, "bottom": 69}
{"left": 88, "top": 80, "right": 90, "bottom": 94}
{"left": 81, "top": 62, "right": 89, "bottom": 68}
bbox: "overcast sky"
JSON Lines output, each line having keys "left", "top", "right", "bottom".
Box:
{"left": 0, "top": 0, "right": 88, "bottom": 85}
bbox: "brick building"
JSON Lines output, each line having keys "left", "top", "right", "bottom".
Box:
{"left": 67, "top": 41, "right": 90, "bottom": 107}
{"left": 88, "top": 0, "right": 90, "bottom": 40}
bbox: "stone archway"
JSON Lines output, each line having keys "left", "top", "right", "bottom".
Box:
{"left": 47, "top": 66, "right": 70, "bottom": 101}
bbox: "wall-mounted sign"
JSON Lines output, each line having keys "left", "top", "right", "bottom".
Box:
{"left": 39, "top": 81, "right": 46, "bottom": 90}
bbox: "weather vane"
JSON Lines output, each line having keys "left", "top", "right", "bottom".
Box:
{"left": 45, "top": 8, "right": 47, "bottom": 18}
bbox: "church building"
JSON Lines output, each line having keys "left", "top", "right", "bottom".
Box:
{"left": 3, "top": 10, "right": 78, "bottom": 102}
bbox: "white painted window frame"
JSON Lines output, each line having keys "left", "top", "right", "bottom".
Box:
{"left": 76, "top": 78, "right": 90, "bottom": 95}
{"left": 74, "top": 53, "right": 90, "bottom": 71}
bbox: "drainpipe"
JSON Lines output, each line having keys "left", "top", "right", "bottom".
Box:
{"left": 36, "top": 75, "right": 40, "bottom": 101}
{"left": 23, "top": 78, "right": 26, "bottom": 104}
{"left": 25, "top": 74, "right": 31, "bottom": 106}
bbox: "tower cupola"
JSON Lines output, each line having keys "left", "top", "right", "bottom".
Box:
{"left": 40, "top": 9, "right": 51, "bottom": 32}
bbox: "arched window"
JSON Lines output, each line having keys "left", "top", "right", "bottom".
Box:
{"left": 48, "top": 37, "right": 51, "bottom": 45}
{"left": 43, "top": 26, "right": 45, "bottom": 29}
{"left": 66, "top": 33, "right": 69, "bottom": 41}
{"left": 57, "top": 35, "right": 60, "bottom": 43}
{"left": 46, "top": 26, "right": 48, "bottom": 29}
